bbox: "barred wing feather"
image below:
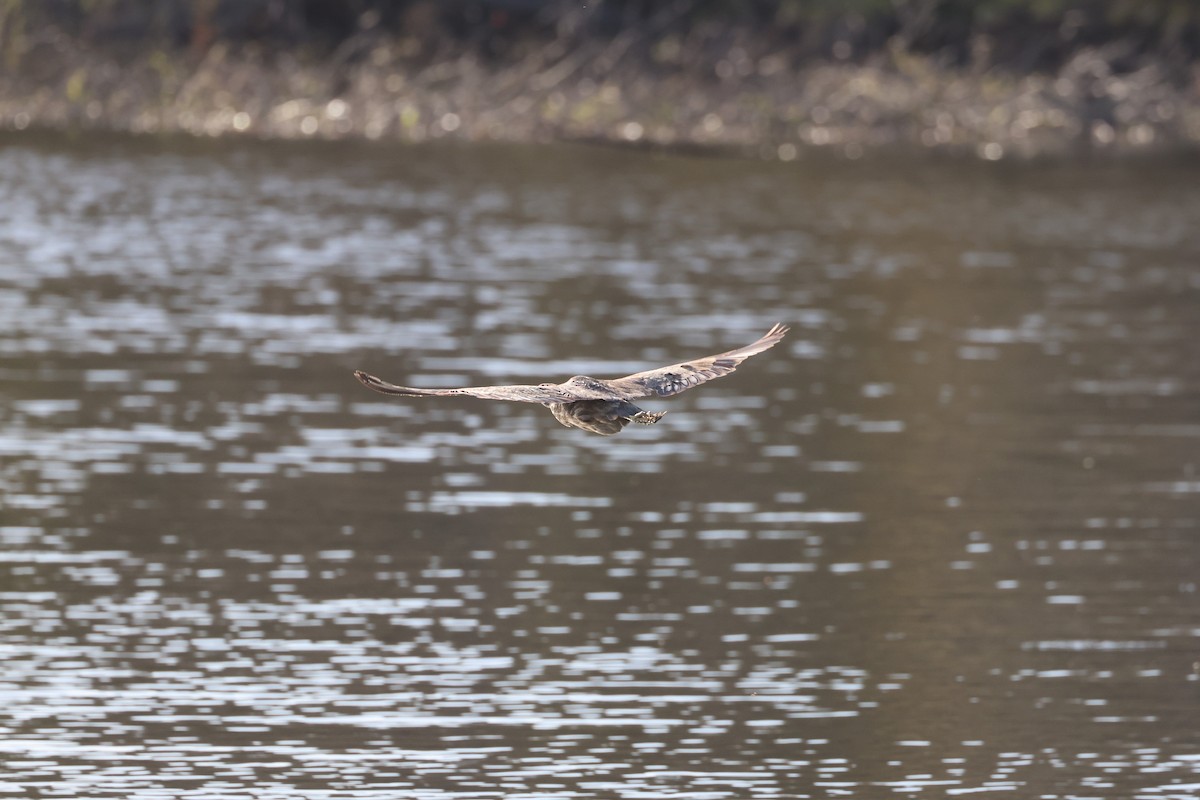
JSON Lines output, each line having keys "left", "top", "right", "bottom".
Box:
{"left": 353, "top": 371, "right": 577, "bottom": 404}
{"left": 604, "top": 323, "right": 789, "bottom": 399}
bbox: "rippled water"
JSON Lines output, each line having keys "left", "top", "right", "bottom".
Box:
{"left": 1, "top": 132, "right": 1198, "bottom": 798}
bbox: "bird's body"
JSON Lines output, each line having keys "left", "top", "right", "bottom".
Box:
{"left": 549, "top": 400, "right": 663, "bottom": 436}
{"left": 353, "top": 323, "right": 788, "bottom": 435}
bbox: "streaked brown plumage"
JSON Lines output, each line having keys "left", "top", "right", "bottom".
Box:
{"left": 353, "top": 323, "right": 789, "bottom": 435}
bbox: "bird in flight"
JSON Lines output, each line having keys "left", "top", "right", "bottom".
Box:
{"left": 353, "top": 323, "right": 789, "bottom": 435}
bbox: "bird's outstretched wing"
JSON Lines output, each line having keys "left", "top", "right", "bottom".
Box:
{"left": 353, "top": 370, "right": 578, "bottom": 404}
{"left": 603, "top": 323, "right": 789, "bottom": 399}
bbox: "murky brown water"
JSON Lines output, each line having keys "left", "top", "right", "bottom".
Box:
{"left": 1, "top": 132, "right": 1198, "bottom": 798}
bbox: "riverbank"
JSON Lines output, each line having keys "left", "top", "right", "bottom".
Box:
{"left": 2, "top": 10, "right": 1197, "bottom": 160}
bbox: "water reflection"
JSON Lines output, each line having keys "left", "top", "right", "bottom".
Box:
{"left": 0, "top": 133, "right": 1197, "bottom": 797}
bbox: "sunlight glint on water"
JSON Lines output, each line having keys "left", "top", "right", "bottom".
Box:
{"left": 0, "top": 134, "right": 1197, "bottom": 798}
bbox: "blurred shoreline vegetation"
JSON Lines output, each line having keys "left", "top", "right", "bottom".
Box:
{"left": 2, "top": 0, "right": 1199, "bottom": 158}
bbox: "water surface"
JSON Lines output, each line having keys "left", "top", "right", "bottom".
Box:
{"left": 1, "top": 133, "right": 1198, "bottom": 798}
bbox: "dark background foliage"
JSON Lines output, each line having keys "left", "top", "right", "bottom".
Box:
{"left": 6, "top": 0, "right": 1199, "bottom": 74}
